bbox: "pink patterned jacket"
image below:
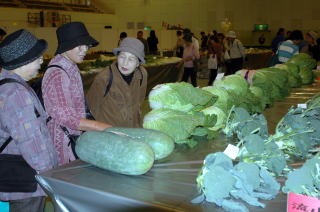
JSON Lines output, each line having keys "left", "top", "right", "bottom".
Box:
{"left": 42, "top": 55, "right": 86, "bottom": 165}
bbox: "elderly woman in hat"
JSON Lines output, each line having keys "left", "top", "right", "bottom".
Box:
{"left": 86, "top": 37, "right": 147, "bottom": 128}
{"left": 301, "top": 31, "right": 320, "bottom": 61}
{"left": 225, "top": 30, "right": 245, "bottom": 75}
{"left": 42, "top": 22, "right": 112, "bottom": 166}
{"left": 0, "top": 29, "right": 58, "bottom": 212}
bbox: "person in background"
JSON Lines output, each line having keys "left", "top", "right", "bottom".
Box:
{"left": 276, "top": 30, "right": 303, "bottom": 63}
{"left": 175, "top": 30, "right": 184, "bottom": 58}
{"left": 212, "top": 30, "right": 218, "bottom": 37}
{"left": 183, "top": 28, "right": 199, "bottom": 51}
{"left": 285, "top": 30, "right": 292, "bottom": 40}
{"left": 225, "top": 31, "right": 246, "bottom": 75}
{"left": 0, "top": 29, "right": 58, "bottom": 212}
{"left": 0, "top": 28, "right": 6, "bottom": 41}
{"left": 271, "top": 28, "right": 285, "bottom": 53}
{"left": 87, "top": 38, "right": 147, "bottom": 128}
{"left": 207, "top": 35, "right": 223, "bottom": 85}
{"left": 147, "top": 30, "right": 159, "bottom": 55}
{"left": 137, "top": 31, "right": 149, "bottom": 55}
{"left": 42, "top": 22, "right": 112, "bottom": 166}
{"left": 177, "top": 33, "right": 200, "bottom": 87}
{"left": 117, "top": 31, "right": 127, "bottom": 47}
{"left": 300, "top": 31, "right": 320, "bottom": 60}
{"left": 200, "top": 31, "right": 208, "bottom": 50}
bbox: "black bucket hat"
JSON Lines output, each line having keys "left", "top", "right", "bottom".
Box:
{"left": 55, "top": 22, "right": 99, "bottom": 55}
{"left": 0, "top": 29, "right": 47, "bottom": 70}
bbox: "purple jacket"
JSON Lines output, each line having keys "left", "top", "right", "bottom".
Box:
{"left": 0, "top": 70, "right": 58, "bottom": 201}
{"left": 42, "top": 55, "right": 86, "bottom": 165}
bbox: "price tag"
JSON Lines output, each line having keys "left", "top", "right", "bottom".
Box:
{"left": 287, "top": 193, "right": 320, "bottom": 212}
{"left": 223, "top": 144, "right": 239, "bottom": 160}
{"left": 297, "top": 104, "right": 307, "bottom": 109}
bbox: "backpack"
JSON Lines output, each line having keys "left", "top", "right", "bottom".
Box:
{"left": 30, "top": 65, "right": 67, "bottom": 107}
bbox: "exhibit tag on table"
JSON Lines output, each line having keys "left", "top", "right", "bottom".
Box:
{"left": 297, "top": 104, "right": 307, "bottom": 109}
{"left": 223, "top": 144, "right": 239, "bottom": 160}
{"left": 287, "top": 193, "right": 320, "bottom": 212}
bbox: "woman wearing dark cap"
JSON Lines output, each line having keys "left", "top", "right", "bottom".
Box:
{"left": 177, "top": 33, "right": 200, "bottom": 87}
{"left": 0, "top": 29, "right": 58, "bottom": 212}
{"left": 42, "top": 22, "right": 112, "bottom": 166}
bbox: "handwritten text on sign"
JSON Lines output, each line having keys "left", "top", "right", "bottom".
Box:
{"left": 287, "top": 193, "right": 320, "bottom": 212}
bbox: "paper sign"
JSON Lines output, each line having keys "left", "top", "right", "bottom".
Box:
{"left": 297, "top": 104, "right": 307, "bottom": 109}
{"left": 223, "top": 144, "right": 239, "bottom": 160}
{"left": 287, "top": 193, "right": 320, "bottom": 212}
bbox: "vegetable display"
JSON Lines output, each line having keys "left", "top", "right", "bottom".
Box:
{"left": 104, "top": 127, "right": 174, "bottom": 160}
{"left": 192, "top": 152, "right": 280, "bottom": 212}
{"left": 76, "top": 131, "right": 155, "bottom": 175}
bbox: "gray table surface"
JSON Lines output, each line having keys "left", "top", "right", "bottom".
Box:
{"left": 37, "top": 81, "right": 320, "bottom": 212}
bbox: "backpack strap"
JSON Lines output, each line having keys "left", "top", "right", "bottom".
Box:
{"left": 103, "top": 65, "right": 143, "bottom": 97}
{"left": 0, "top": 136, "right": 12, "bottom": 153}
{"left": 103, "top": 66, "right": 113, "bottom": 97}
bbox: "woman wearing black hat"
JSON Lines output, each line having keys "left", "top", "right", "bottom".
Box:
{"left": 42, "top": 22, "right": 112, "bottom": 166}
{"left": 0, "top": 29, "right": 58, "bottom": 212}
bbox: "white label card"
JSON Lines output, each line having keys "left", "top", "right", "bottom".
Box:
{"left": 223, "top": 144, "right": 240, "bottom": 160}
{"left": 297, "top": 104, "right": 307, "bottom": 109}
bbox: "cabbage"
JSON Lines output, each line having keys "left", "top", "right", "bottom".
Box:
{"left": 201, "top": 106, "right": 227, "bottom": 131}
{"left": 202, "top": 86, "right": 237, "bottom": 113}
{"left": 143, "top": 108, "right": 216, "bottom": 147}
{"left": 299, "top": 66, "right": 314, "bottom": 85}
{"left": 275, "top": 64, "right": 302, "bottom": 88}
{"left": 249, "top": 86, "right": 267, "bottom": 111}
{"left": 287, "top": 53, "right": 317, "bottom": 71}
{"left": 148, "top": 82, "right": 217, "bottom": 112}
{"left": 214, "top": 75, "right": 249, "bottom": 97}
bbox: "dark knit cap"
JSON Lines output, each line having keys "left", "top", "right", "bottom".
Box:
{"left": 0, "top": 29, "right": 47, "bottom": 70}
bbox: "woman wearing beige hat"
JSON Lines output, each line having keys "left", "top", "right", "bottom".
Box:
{"left": 301, "top": 31, "right": 320, "bottom": 60}
{"left": 86, "top": 37, "right": 148, "bottom": 128}
{"left": 225, "top": 31, "right": 246, "bottom": 75}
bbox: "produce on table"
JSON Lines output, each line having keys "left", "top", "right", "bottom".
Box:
{"left": 104, "top": 127, "right": 174, "bottom": 160}
{"left": 282, "top": 154, "right": 320, "bottom": 198}
{"left": 286, "top": 53, "right": 317, "bottom": 85}
{"left": 143, "top": 108, "right": 216, "bottom": 147}
{"left": 75, "top": 131, "right": 155, "bottom": 175}
{"left": 148, "top": 82, "right": 217, "bottom": 113}
{"left": 192, "top": 152, "right": 280, "bottom": 212}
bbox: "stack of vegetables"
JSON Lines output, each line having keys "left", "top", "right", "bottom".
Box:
{"left": 143, "top": 54, "right": 317, "bottom": 148}
{"left": 143, "top": 82, "right": 218, "bottom": 147}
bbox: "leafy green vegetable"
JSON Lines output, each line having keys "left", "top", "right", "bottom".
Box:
{"left": 193, "top": 152, "right": 280, "bottom": 212}
{"left": 282, "top": 154, "right": 320, "bottom": 198}
{"left": 148, "top": 82, "right": 217, "bottom": 112}
{"left": 143, "top": 108, "right": 216, "bottom": 147}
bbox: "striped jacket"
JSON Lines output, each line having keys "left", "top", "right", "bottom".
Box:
{"left": 277, "top": 40, "right": 299, "bottom": 63}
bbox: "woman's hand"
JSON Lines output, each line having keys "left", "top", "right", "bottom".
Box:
{"left": 79, "top": 118, "right": 112, "bottom": 131}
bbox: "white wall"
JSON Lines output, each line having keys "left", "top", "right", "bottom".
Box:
{"left": 1, "top": 0, "right": 320, "bottom": 56}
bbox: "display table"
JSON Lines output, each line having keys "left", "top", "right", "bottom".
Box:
{"left": 36, "top": 81, "right": 320, "bottom": 212}
{"left": 243, "top": 50, "right": 273, "bottom": 70}
{"left": 80, "top": 57, "right": 182, "bottom": 94}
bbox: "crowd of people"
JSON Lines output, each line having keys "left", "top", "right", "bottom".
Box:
{"left": 271, "top": 28, "right": 320, "bottom": 64}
